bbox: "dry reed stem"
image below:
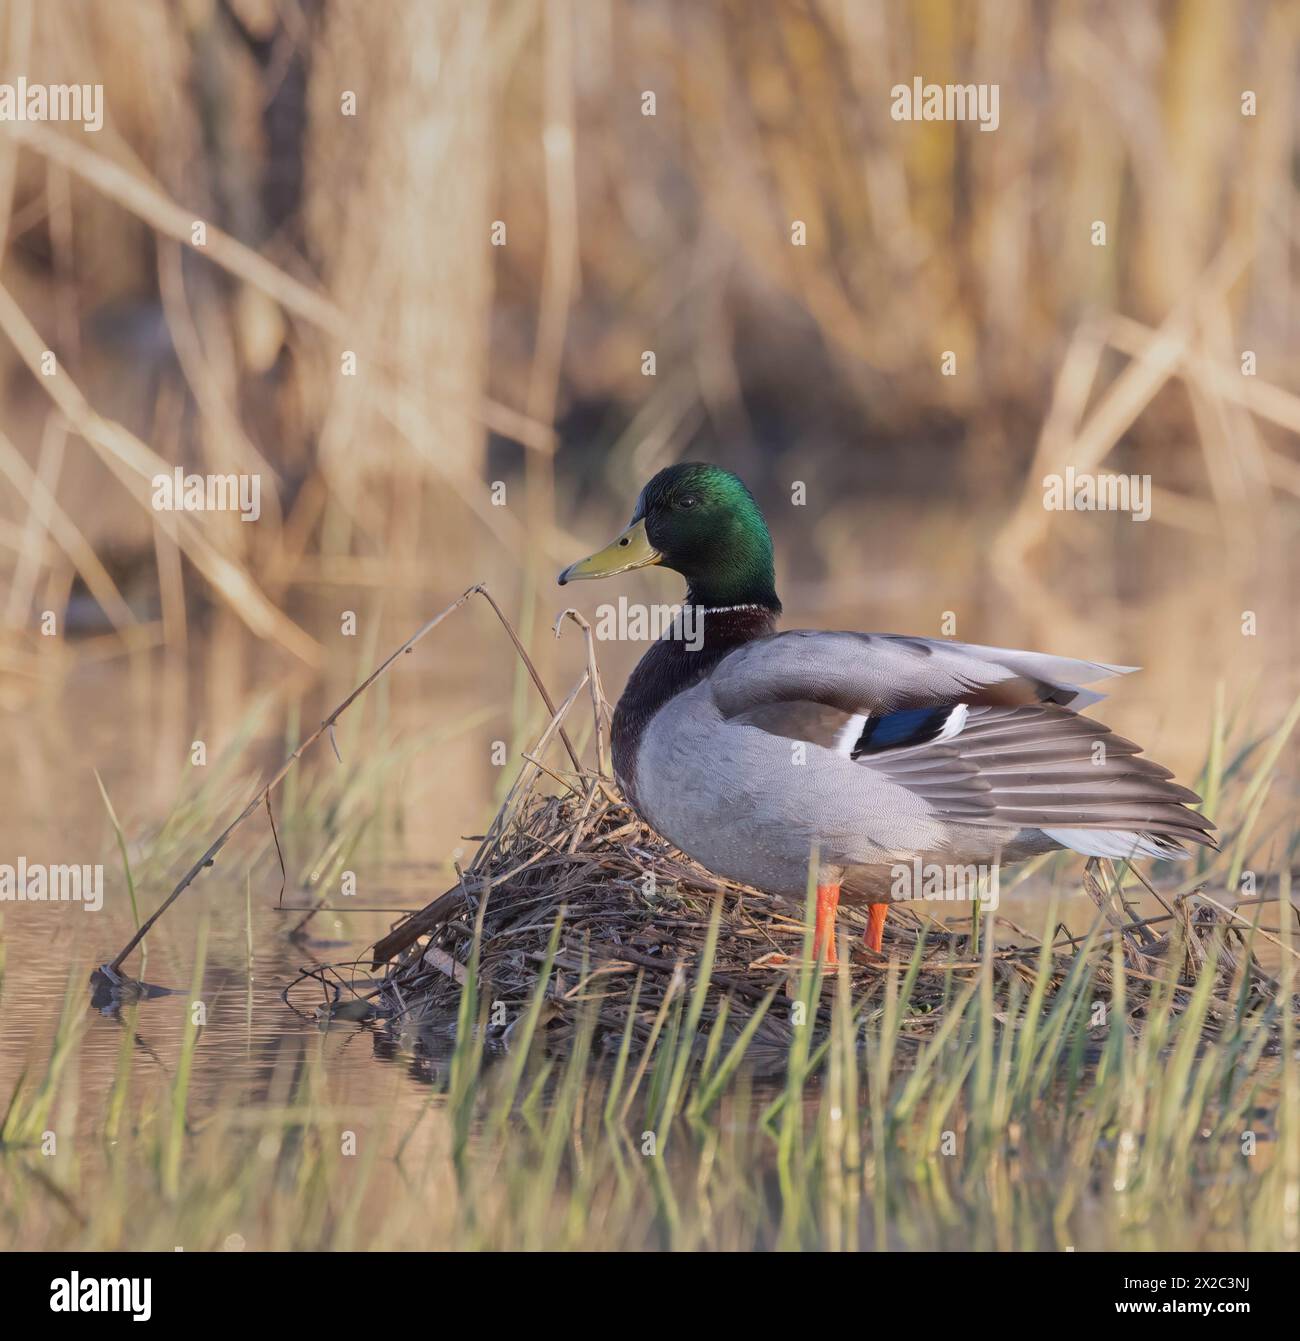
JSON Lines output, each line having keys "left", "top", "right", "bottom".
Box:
{"left": 0, "top": 278, "right": 323, "bottom": 664}
{"left": 0, "top": 119, "right": 555, "bottom": 457}
{"left": 93, "top": 582, "right": 571, "bottom": 982}
{"left": 0, "top": 425, "right": 135, "bottom": 630}
{"left": 994, "top": 238, "right": 1254, "bottom": 572}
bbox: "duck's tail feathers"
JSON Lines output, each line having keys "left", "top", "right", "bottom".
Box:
{"left": 1040, "top": 827, "right": 1214, "bottom": 861}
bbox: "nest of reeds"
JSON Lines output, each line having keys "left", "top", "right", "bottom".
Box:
{"left": 369, "top": 755, "right": 1290, "bottom": 1058}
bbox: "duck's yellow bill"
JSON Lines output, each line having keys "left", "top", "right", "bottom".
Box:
{"left": 557, "top": 518, "right": 662, "bottom": 584}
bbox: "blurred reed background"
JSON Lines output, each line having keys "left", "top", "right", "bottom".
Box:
{"left": 0, "top": 0, "right": 1297, "bottom": 823}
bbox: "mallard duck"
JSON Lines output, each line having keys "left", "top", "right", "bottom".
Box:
{"left": 558, "top": 463, "right": 1215, "bottom": 961}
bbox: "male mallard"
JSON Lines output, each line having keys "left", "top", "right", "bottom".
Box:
{"left": 558, "top": 463, "right": 1214, "bottom": 961}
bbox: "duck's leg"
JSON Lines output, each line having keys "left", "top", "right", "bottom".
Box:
{"left": 864, "top": 902, "right": 889, "bottom": 954}
{"left": 813, "top": 882, "right": 841, "bottom": 964}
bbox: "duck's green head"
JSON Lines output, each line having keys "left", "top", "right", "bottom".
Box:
{"left": 558, "top": 462, "right": 780, "bottom": 611}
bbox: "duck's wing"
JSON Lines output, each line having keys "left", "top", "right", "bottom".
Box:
{"left": 711, "top": 631, "right": 1215, "bottom": 858}
{"left": 711, "top": 631, "right": 1132, "bottom": 719}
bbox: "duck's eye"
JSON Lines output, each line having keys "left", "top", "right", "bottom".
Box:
{"left": 678, "top": 495, "right": 698, "bottom": 510}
